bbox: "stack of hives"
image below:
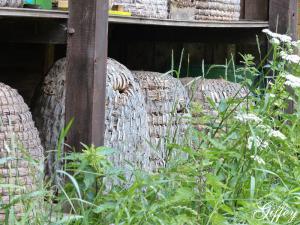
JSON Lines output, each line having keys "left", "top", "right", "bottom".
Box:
{"left": 133, "top": 71, "right": 190, "bottom": 170}
{"left": 180, "top": 77, "right": 249, "bottom": 116}
{"left": 194, "top": 0, "right": 240, "bottom": 21}
{"left": 111, "top": 0, "right": 168, "bottom": 19}
{"left": 0, "top": 83, "right": 44, "bottom": 221}
{"left": 0, "top": 0, "right": 23, "bottom": 7}
{"left": 33, "top": 58, "right": 152, "bottom": 182}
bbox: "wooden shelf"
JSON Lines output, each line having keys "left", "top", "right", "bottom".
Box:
{"left": 109, "top": 16, "right": 269, "bottom": 29}
{"left": 0, "top": 8, "right": 268, "bottom": 29}
{"left": 0, "top": 7, "right": 68, "bottom": 19}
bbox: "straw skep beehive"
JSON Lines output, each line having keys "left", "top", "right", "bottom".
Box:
{"left": 33, "top": 58, "right": 66, "bottom": 185}
{"left": 0, "top": 0, "right": 23, "bottom": 7}
{"left": 194, "top": 0, "right": 240, "bottom": 21}
{"left": 169, "top": 0, "right": 195, "bottom": 20}
{"left": 0, "top": 83, "right": 44, "bottom": 220}
{"left": 133, "top": 71, "right": 190, "bottom": 170}
{"left": 180, "top": 77, "right": 249, "bottom": 116}
{"left": 33, "top": 58, "right": 152, "bottom": 182}
{"left": 111, "top": 0, "right": 168, "bottom": 19}
{"left": 105, "top": 59, "right": 151, "bottom": 174}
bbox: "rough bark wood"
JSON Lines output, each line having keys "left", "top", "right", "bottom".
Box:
{"left": 133, "top": 71, "right": 190, "bottom": 170}
{"left": 0, "top": 83, "right": 44, "bottom": 221}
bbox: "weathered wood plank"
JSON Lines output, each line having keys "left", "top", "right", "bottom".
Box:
{"left": 244, "top": 0, "right": 269, "bottom": 20}
{"left": 66, "top": 0, "right": 108, "bottom": 150}
{"left": 269, "top": 0, "right": 298, "bottom": 39}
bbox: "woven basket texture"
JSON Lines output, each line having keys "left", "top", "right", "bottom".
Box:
{"left": 180, "top": 77, "right": 249, "bottom": 116}
{"left": 194, "top": 0, "right": 240, "bottom": 21}
{"left": 111, "top": 0, "right": 168, "bottom": 19}
{"left": 133, "top": 71, "right": 190, "bottom": 170}
{"left": 0, "top": 83, "right": 44, "bottom": 221}
{"left": 0, "top": 0, "right": 23, "bottom": 7}
{"left": 33, "top": 58, "right": 152, "bottom": 183}
{"left": 170, "top": 0, "right": 195, "bottom": 8}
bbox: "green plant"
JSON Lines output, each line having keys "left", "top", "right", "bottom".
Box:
{"left": 3, "top": 31, "right": 300, "bottom": 225}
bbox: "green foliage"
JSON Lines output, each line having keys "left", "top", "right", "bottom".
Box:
{"left": 2, "top": 32, "right": 300, "bottom": 224}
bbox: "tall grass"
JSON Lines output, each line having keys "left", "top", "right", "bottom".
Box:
{"left": 2, "top": 31, "right": 300, "bottom": 224}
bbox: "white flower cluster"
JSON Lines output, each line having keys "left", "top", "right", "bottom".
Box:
{"left": 291, "top": 40, "right": 300, "bottom": 48}
{"left": 284, "top": 73, "right": 300, "bottom": 88}
{"left": 247, "top": 136, "right": 268, "bottom": 150}
{"left": 270, "top": 38, "right": 280, "bottom": 45}
{"left": 262, "top": 29, "right": 292, "bottom": 43}
{"left": 257, "top": 124, "right": 287, "bottom": 140}
{"left": 280, "top": 51, "right": 300, "bottom": 64}
{"left": 235, "top": 113, "right": 262, "bottom": 123}
{"left": 269, "top": 129, "right": 287, "bottom": 140}
{"left": 251, "top": 155, "right": 266, "bottom": 165}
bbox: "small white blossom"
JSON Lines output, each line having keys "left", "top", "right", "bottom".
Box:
{"left": 280, "top": 51, "right": 300, "bottom": 64}
{"left": 270, "top": 38, "right": 280, "bottom": 45}
{"left": 269, "top": 94, "right": 276, "bottom": 98}
{"left": 251, "top": 155, "right": 266, "bottom": 165}
{"left": 247, "top": 136, "right": 268, "bottom": 150}
{"left": 291, "top": 40, "right": 300, "bottom": 47}
{"left": 269, "top": 129, "right": 287, "bottom": 140}
{"left": 235, "top": 113, "right": 262, "bottom": 123}
{"left": 262, "top": 29, "right": 292, "bottom": 43}
{"left": 257, "top": 124, "right": 269, "bottom": 131}
{"left": 257, "top": 124, "right": 287, "bottom": 140}
{"left": 277, "top": 34, "right": 292, "bottom": 43}
{"left": 262, "top": 29, "right": 273, "bottom": 36}
{"left": 284, "top": 73, "right": 300, "bottom": 88}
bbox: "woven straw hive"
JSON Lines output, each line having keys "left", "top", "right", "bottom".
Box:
{"left": 0, "top": 83, "right": 44, "bottom": 220}
{"left": 111, "top": 0, "right": 168, "bottom": 19}
{"left": 169, "top": 0, "right": 195, "bottom": 20}
{"left": 180, "top": 77, "right": 249, "bottom": 116}
{"left": 0, "top": 0, "right": 23, "bottom": 7}
{"left": 133, "top": 71, "right": 190, "bottom": 170}
{"left": 194, "top": 0, "right": 240, "bottom": 21}
{"left": 33, "top": 58, "right": 66, "bottom": 185}
{"left": 33, "top": 58, "right": 152, "bottom": 182}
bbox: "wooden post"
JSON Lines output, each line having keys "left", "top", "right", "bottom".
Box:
{"left": 66, "top": 0, "right": 108, "bottom": 150}
{"left": 244, "top": 0, "right": 269, "bottom": 21}
{"left": 269, "top": 0, "right": 298, "bottom": 39}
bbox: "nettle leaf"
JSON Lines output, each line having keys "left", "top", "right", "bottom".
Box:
{"left": 206, "top": 174, "right": 227, "bottom": 190}
{"left": 212, "top": 213, "right": 227, "bottom": 225}
{"left": 93, "top": 203, "right": 116, "bottom": 214}
{"left": 219, "top": 100, "right": 228, "bottom": 113}
{"left": 219, "top": 204, "right": 234, "bottom": 215}
{"left": 83, "top": 171, "right": 96, "bottom": 190}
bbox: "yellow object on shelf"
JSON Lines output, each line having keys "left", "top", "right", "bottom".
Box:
{"left": 109, "top": 10, "right": 131, "bottom": 16}
{"left": 58, "top": 0, "right": 68, "bottom": 10}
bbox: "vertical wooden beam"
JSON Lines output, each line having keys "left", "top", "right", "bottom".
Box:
{"left": 66, "top": 0, "right": 108, "bottom": 150}
{"left": 240, "top": 0, "right": 245, "bottom": 19}
{"left": 269, "top": 0, "right": 298, "bottom": 39}
{"left": 245, "top": 0, "right": 269, "bottom": 20}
